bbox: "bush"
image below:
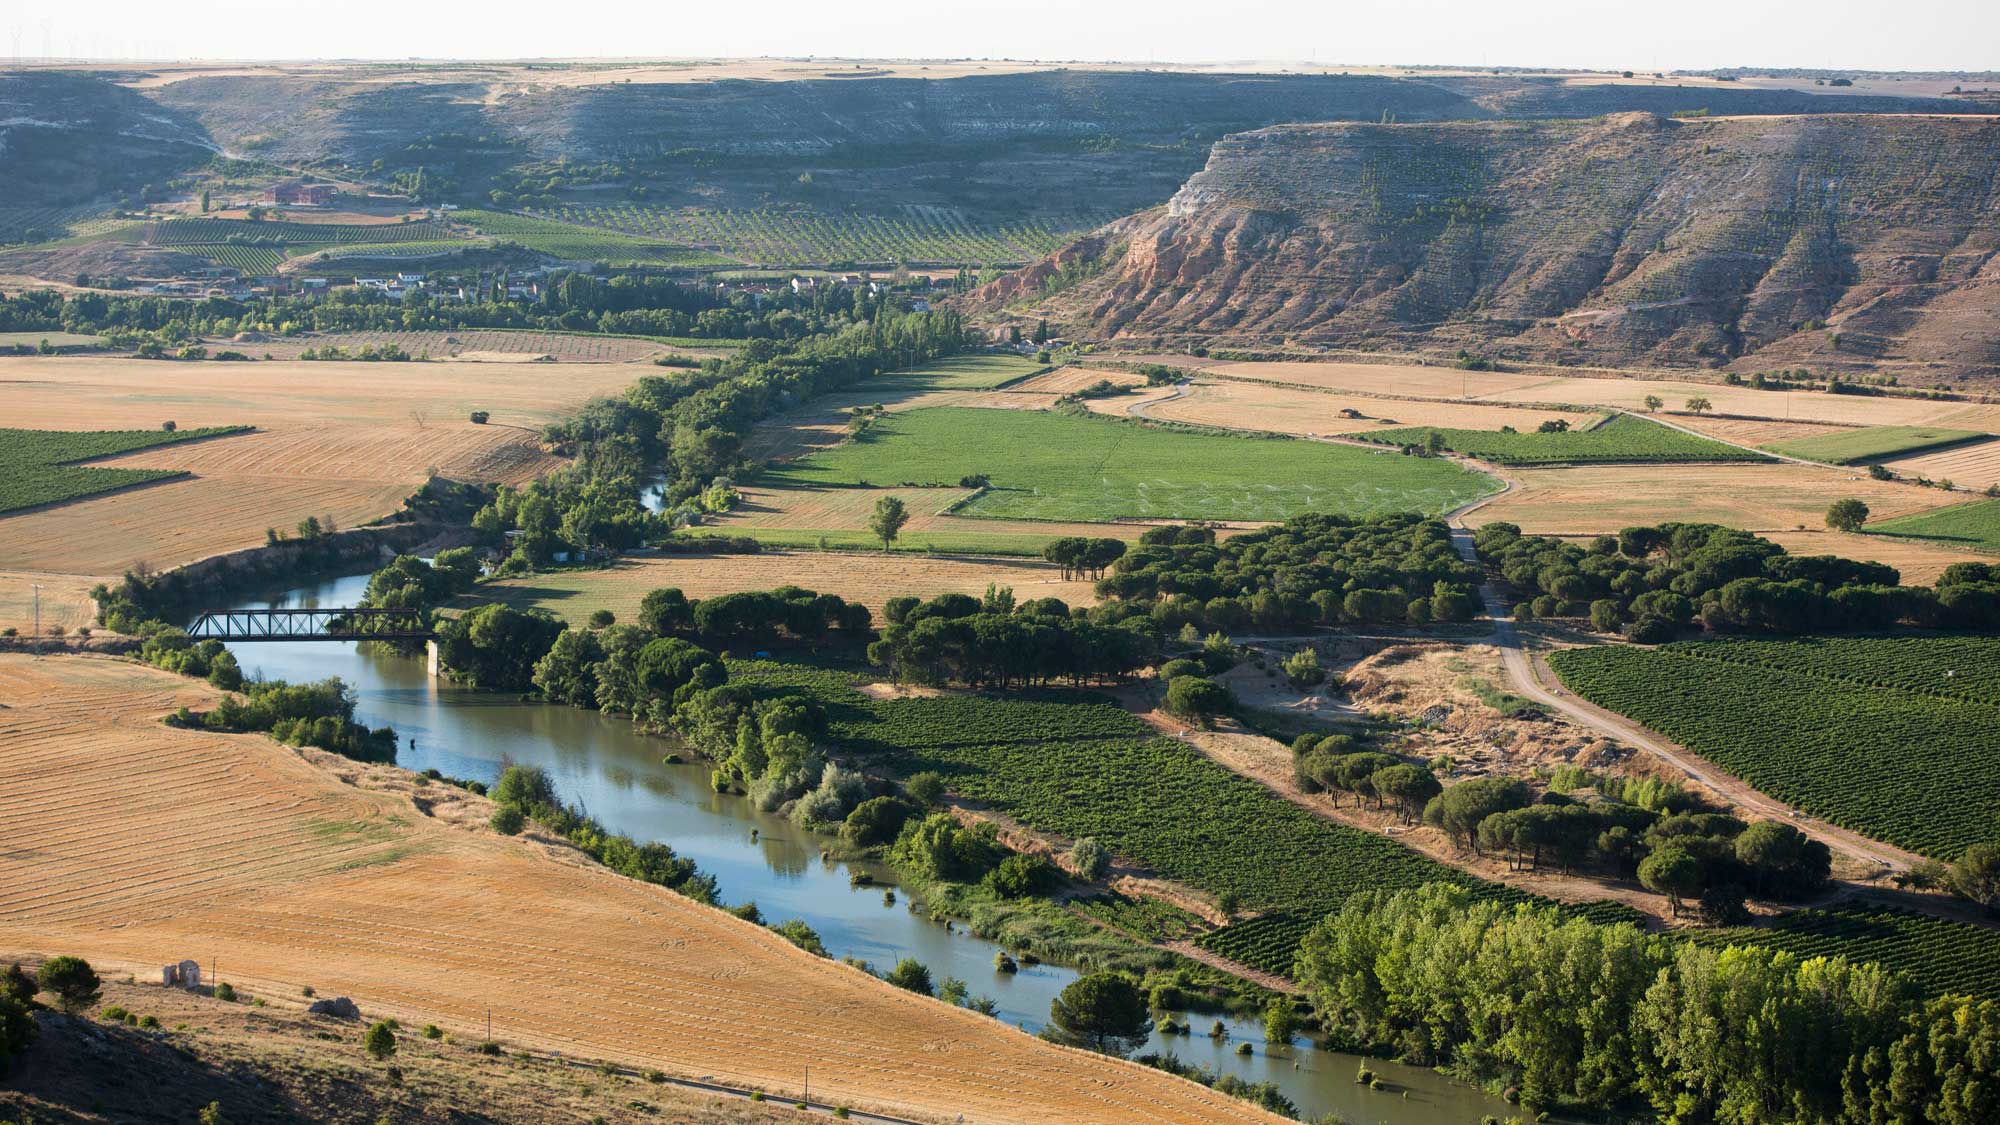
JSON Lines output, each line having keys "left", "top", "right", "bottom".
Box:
{"left": 365, "top": 1020, "right": 397, "bottom": 1060}
{"left": 884, "top": 957, "right": 934, "bottom": 996}
{"left": 489, "top": 806, "right": 526, "bottom": 835}
{"left": 213, "top": 982, "right": 237, "bottom": 1003}
{"left": 587, "top": 609, "right": 615, "bottom": 628}
{"left": 986, "top": 853, "right": 1057, "bottom": 898}
{"left": 1068, "top": 837, "right": 1111, "bottom": 881}
{"left": 840, "top": 796, "right": 914, "bottom": 846}
{"left": 904, "top": 770, "right": 945, "bottom": 808}
{"left": 469, "top": 410, "right": 490, "bottom": 424}
{"left": 423, "top": 1023, "right": 443, "bottom": 1039}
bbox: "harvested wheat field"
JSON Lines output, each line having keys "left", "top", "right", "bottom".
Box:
{"left": 0, "top": 571, "right": 98, "bottom": 635}
{"left": 1473, "top": 463, "right": 1969, "bottom": 535}
{"left": 1758, "top": 530, "right": 1990, "bottom": 585}
{"left": 0, "top": 356, "right": 641, "bottom": 578}
{"left": 467, "top": 551, "right": 1099, "bottom": 623}
{"left": 1204, "top": 360, "right": 1552, "bottom": 399}
{"left": 1200, "top": 360, "right": 2000, "bottom": 431}
{"left": 0, "top": 655, "right": 1279, "bottom": 1125}
{"left": 1007, "top": 368, "right": 1149, "bottom": 394}
{"left": 1876, "top": 439, "right": 2000, "bottom": 491}
{"left": 1136, "top": 380, "right": 1601, "bottom": 436}
{"left": 0, "top": 355, "right": 642, "bottom": 431}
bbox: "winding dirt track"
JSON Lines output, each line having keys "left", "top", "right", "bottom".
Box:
{"left": 1437, "top": 464, "right": 1924, "bottom": 877}
{"left": 0, "top": 655, "right": 1283, "bottom": 1125}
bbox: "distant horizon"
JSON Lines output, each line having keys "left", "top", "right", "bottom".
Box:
{"left": 9, "top": 1, "right": 1998, "bottom": 74}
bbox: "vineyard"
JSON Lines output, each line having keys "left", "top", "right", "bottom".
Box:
{"left": 1548, "top": 637, "right": 2000, "bottom": 859}
{"left": 451, "top": 210, "right": 735, "bottom": 266}
{"left": 144, "top": 218, "right": 457, "bottom": 245}
{"left": 527, "top": 203, "right": 1110, "bottom": 267}
{"left": 1194, "top": 914, "right": 1313, "bottom": 977}
{"left": 768, "top": 407, "right": 1500, "bottom": 522}
{"left": 1695, "top": 903, "right": 2000, "bottom": 999}
{"left": 1344, "top": 414, "right": 1767, "bottom": 465}
{"left": 203, "top": 244, "right": 292, "bottom": 273}
{"left": 1871, "top": 497, "right": 2000, "bottom": 554}
{"left": 0, "top": 426, "right": 248, "bottom": 515}
{"left": 727, "top": 658, "right": 1633, "bottom": 978}
{"left": 0, "top": 203, "right": 116, "bottom": 245}
{"left": 1761, "top": 425, "right": 1990, "bottom": 465}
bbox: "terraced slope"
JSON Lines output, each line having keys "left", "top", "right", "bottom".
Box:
{"left": 983, "top": 113, "right": 2000, "bottom": 386}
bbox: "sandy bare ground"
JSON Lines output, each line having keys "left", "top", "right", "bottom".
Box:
{"left": 1469, "top": 462, "right": 1968, "bottom": 535}
{"left": 466, "top": 551, "right": 1100, "bottom": 624}
{"left": 0, "top": 655, "right": 1281, "bottom": 1125}
{"left": 1135, "top": 380, "right": 1601, "bottom": 436}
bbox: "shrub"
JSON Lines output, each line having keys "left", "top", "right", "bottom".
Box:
{"left": 904, "top": 770, "right": 945, "bottom": 808}
{"left": 588, "top": 609, "right": 615, "bottom": 628}
{"left": 101, "top": 1005, "right": 131, "bottom": 1021}
{"left": 213, "top": 982, "right": 236, "bottom": 1003}
{"left": 840, "top": 795, "right": 915, "bottom": 846}
{"left": 469, "top": 410, "right": 490, "bottom": 424}
{"left": 478, "top": 1040, "right": 502, "bottom": 1055}
{"left": 162, "top": 420, "right": 177, "bottom": 432}
{"left": 1068, "top": 837, "right": 1111, "bottom": 880}
{"left": 423, "top": 1023, "right": 443, "bottom": 1039}
{"left": 884, "top": 958, "right": 934, "bottom": 996}
{"left": 987, "top": 853, "right": 1057, "bottom": 898}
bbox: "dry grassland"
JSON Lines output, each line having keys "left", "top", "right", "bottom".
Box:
{"left": 0, "top": 655, "right": 1279, "bottom": 1125}
{"left": 1472, "top": 463, "right": 1968, "bottom": 535}
{"left": 1877, "top": 440, "right": 2000, "bottom": 491}
{"left": 1137, "top": 380, "right": 1600, "bottom": 435}
{"left": 1206, "top": 360, "right": 1552, "bottom": 399}
{"left": 469, "top": 551, "right": 1099, "bottom": 623}
{"left": 1009, "top": 368, "right": 1149, "bottom": 394}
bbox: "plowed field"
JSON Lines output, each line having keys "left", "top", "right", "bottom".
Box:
{"left": 1470, "top": 463, "right": 1967, "bottom": 535}
{"left": 0, "top": 655, "right": 1280, "bottom": 1125}
{"left": 1877, "top": 440, "right": 2000, "bottom": 492}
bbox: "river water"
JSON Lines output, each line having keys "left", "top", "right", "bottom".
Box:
{"left": 213, "top": 572, "right": 1513, "bottom": 1124}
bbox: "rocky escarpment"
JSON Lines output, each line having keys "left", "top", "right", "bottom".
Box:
{"left": 977, "top": 113, "right": 2000, "bottom": 384}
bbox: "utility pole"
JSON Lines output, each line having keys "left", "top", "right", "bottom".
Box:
{"left": 804, "top": 1064, "right": 809, "bottom": 1104}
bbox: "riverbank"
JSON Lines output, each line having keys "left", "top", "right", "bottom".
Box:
{"left": 0, "top": 652, "right": 1289, "bottom": 1125}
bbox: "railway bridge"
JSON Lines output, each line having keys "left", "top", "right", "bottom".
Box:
{"left": 184, "top": 607, "right": 434, "bottom": 642}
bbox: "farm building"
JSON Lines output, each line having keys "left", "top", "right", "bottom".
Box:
{"left": 266, "top": 183, "right": 338, "bottom": 206}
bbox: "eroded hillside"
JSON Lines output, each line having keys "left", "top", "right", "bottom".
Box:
{"left": 979, "top": 112, "right": 2000, "bottom": 385}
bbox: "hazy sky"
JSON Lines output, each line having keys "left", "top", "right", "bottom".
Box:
{"left": 9, "top": 0, "right": 1997, "bottom": 72}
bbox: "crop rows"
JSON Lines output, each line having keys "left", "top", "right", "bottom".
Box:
{"left": 204, "top": 244, "right": 292, "bottom": 274}
{"left": 1762, "top": 425, "right": 1991, "bottom": 465}
{"left": 530, "top": 203, "right": 1106, "bottom": 267}
{"left": 145, "top": 218, "right": 455, "bottom": 246}
{"left": 1345, "top": 414, "right": 1767, "bottom": 464}
{"left": 1, "top": 426, "right": 248, "bottom": 515}
{"left": 1694, "top": 903, "right": 2000, "bottom": 999}
{"left": 1870, "top": 497, "right": 2000, "bottom": 554}
{"left": 1549, "top": 638, "right": 2000, "bottom": 859}
{"left": 305, "top": 240, "right": 483, "bottom": 262}
{"left": 451, "top": 210, "right": 734, "bottom": 266}
{"left": 0, "top": 204, "right": 109, "bottom": 245}
{"left": 1069, "top": 894, "right": 1213, "bottom": 943}
{"left": 1195, "top": 914, "right": 1313, "bottom": 976}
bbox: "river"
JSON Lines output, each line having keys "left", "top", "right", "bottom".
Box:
{"left": 213, "top": 572, "right": 1514, "bottom": 1124}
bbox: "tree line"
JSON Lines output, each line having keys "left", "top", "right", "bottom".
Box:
{"left": 1478, "top": 520, "right": 2000, "bottom": 640}
{"left": 867, "top": 587, "right": 1159, "bottom": 688}
{"left": 1296, "top": 883, "right": 1998, "bottom": 1124}
{"left": 1095, "top": 515, "right": 1482, "bottom": 634}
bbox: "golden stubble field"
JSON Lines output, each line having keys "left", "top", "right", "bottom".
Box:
{"left": 0, "top": 655, "right": 1279, "bottom": 1125}
{"left": 1200, "top": 360, "right": 2000, "bottom": 431}
{"left": 1137, "top": 380, "right": 1602, "bottom": 435}
{"left": 466, "top": 550, "right": 1101, "bottom": 624}
{"left": 0, "top": 356, "right": 644, "bottom": 599}
{"left": 1472, "top": 462, "right": 1972, "bottom": 535}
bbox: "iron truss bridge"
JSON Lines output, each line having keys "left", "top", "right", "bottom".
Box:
{"left": 183, "top": 607, "right": 434, "bottom": 642}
